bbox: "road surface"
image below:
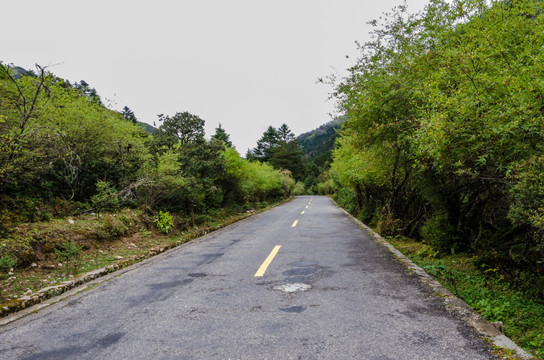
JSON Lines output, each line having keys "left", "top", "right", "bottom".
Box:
{"left": 0, "top": 196, "right": 496, "bottom": 359}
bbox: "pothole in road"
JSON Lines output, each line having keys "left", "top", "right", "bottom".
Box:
{"left": 288, "top": 261, "right": 317, "bottom": 267}
{"left": 273, "top": 283, "right": 312, "bottom": 293}
{"left": 280, "top": 305, "right": 306, "bottom": 313}
{"left": 188, "top": 273, "right": 207, "bottom": 278}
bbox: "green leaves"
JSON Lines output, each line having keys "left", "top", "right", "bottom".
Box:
{"left": 330, "top": 0, "right": 544, "bottom": 292}
{"left": 154, "top": 211, "right": 174, "bottom": 234}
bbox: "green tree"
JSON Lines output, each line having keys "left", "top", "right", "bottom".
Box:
{"left": 249, "top": 126, "right": 279, "bottom": 162}
{"left": 212, "top": 123, "right": 233, "bottom": 148}
{"left": 121, "top": 106, "right": 137, "bottom": 124}
{"left": 248, "top": 124, "right": 304, "bottom": 179}
{"left": 153, "top": 111, "right": 205, "bottom": 150}
{"left": 329, "top": 0, "right": 544, "bottom": 292}
{"left": 74, "top": 80, "right": 102, "bottom": 105}
{"left": 271, "top": 124, "right": 303, "bottom": 180}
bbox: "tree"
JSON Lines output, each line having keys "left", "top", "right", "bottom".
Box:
{"left": 153, "top": 111, "right": 205, "bottom": 150}
{"left": 211, "top": 123, "right": 233, "bottom": 148}
{"left": 250, "top": 126, "right": 279, "bottom": 162}
{"left": 74, "top": 80, "right": 101, "bottom": 105}
{"left": 277, "top": 123, "right": 295, "bottom": 143}
{"left": 0, "top": 63, "right": 50, "bottom": 189}
{"left": 330, "top": 0, "right": 544, "bottom": 294}
{"left": 121, "top": 106, "right": 137, "bottom": 124}
{"left": 248, "top": 124, "right": 304, "bottom": 180}
{"left": 269, "top": 124, "right": 303, "bottom": 180}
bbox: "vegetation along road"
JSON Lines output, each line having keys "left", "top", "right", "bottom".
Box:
{"left": 0, "top": 196, "right": 497, "bottom": 359}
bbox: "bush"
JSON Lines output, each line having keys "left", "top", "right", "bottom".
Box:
{"left": 0, "top": 255, "right": 16, "bottom": 272}
{"left": 420, "top": 211, "right": 457, "bottom": 254}
{"left": 96, "top": 215, "right": 129, "bottom": 240}
{"left": 155, "top": 211, "right": 174, "bottom": 234}
{"left": 91, "top": 180, "right": 119, "bottom": 213}
{"left": 292, "top": 181, "right": 306, "bottom": 195}
{"left": 55, "top": 241, "right": 83, "bottom": 262}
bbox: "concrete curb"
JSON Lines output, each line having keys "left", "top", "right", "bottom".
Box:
{"left": 337, "top": 206, "right": 533, "bottom": 360}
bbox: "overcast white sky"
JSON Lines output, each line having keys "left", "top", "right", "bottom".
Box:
{"left": 2, "top": 0, "right": 428, "bottom": 154}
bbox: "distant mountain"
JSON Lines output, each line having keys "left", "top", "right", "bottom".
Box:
{"left": 11, "top": 66, "right": 31, "bottom": 79}
{"left": 297, "top": 118, "right": 344, "bottom": 167}
{"left": 137, "top": 121, "right": 156, "bottom": 134}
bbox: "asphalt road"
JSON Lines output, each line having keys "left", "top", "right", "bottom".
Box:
{"left": 0, "top": 196, "right": 496, "bottom": 359}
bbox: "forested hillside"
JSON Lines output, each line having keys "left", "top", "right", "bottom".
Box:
{"left": 244, "top": 121, "right": 342, "bottom": 195}
{"left": 296, "top": 119, "right": 343, "bottom": 193}
{"left": 0, "top": 63, "right": 295, "bottom": 271}
{"left": 297, "top": 118, "right": 342, "bottom": 164}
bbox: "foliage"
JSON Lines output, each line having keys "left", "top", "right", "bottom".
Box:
{"left": 247, "top": 125, "right": 280, "bottom": 163}
{"left": 0, "top": 64, "right": 149, "bottom": 203}
{"left": 154, "top": 210, "right": 174, "bottom": 234}
{"left": 54, "top": 240, "right": 83, "bottom": 262}
{"left": 153, "top": 111, "right": 205, "bottom": 149}
{"left": 292, "top": 181, "right": 306, "bottom": 196}
{"left": 329, "top": 0, "right": 544, "bottom": 295}
{"left": 212, "top": 123, "right": 233, "bottom": 148}
{"left": 297, "top": 119, "right": 343, "bottom": 193}
{"left": 390, "top": 238, "right": 544, "bottom": 358}
{"left": 222, "top": 147, "right": 291, "bottom": 205}
{"left": 297, "top": 118, "right": 343, "bottom": 163}
{"left": 91, "top": 180, "right": 119, "bottom": 213}
{"left": 0, "top": 255, "right": 16, "bottom": 272}
{"left": 0, "top": 63, "right": 295, "bottom": 270}
{"left": 247, "top": 124, "right": 304, "bottom": 180}
{"left": 121, "top": 106, "right": 137, "bottom": 124}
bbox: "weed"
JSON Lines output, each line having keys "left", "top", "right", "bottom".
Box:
{"left": 0, "top": 255, "right": 16, "bottom": 272}
{"left": 96, "top": 216, "right": 128, "bottom": 240}
{"left": 389, "top": 237, "right": 544, "bottom": 358}
{"left": 55, "top": 241, "right": 83, "bottom": 262}
{"left": 154, "top": 211, "right": 173, "bottom": 234}
{"left": 140, "top": 229, "right": 152, "bottom": 238}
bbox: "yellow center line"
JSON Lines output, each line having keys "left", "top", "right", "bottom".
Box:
{"left": 305, "top": 205, "right": 309, "bottom": 209}
{"left": 254, "top": 245, "right": 281, "bottom": 277}
{"left": 291, "top": 219, "right": 299, "bottom": 227}
{"left": 301, "top": 211, "right": 305, "bottom": 215}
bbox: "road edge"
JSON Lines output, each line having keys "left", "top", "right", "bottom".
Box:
{"left": 334, "top": 202, "right": 533, "bottom": 360}
{"left": 0, "top": 197, "right": 294, "bottom": 327}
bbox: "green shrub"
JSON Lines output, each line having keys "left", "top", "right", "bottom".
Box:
{"left": 420, "top": 211, "right": 456, "bottom": 253}
{"left": 91, "top": 180, "right": 119, "bottom": 213}
{"left": 292, "top": 181, "right": 306, "bottom": 195}
{"left": 96, "top": 216, "right": 129, "bottom": 240}
{"left": 195, "top": 214, "right": 212, "bottom": 225}
{"left": 55, "top": 241, "right": 83, "bottom": 262}
{"left": 0, "top": 255, "right": 16, "bottom": 272}
{"left": 155, "top": 211, "right": 173, "bottom": 234}
{"left": 376, "top": 209, "right": 403, "bottom": 237}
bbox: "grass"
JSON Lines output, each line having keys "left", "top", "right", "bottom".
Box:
{"left": 388, "top": 237, "right": 544, "bottom": 359}
{"left": 0, "top": 200, "right": 288, "bottom": 310}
